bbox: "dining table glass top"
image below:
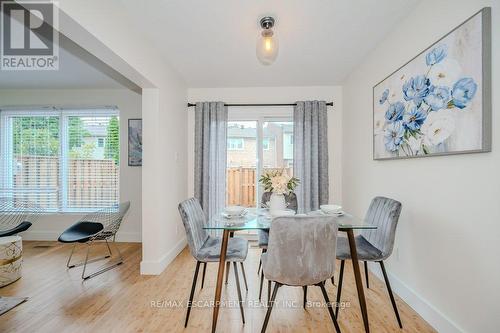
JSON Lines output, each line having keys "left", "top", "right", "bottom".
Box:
{"left": 204, "top": 208, "right": 377, "bottom": 230}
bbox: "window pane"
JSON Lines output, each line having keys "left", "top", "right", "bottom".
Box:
{"left": 67, "top": 116, "right": 119, "bottom": 209}
{"left": 226, "top": 121, "right": 257, "bottom": 207}
{"left": 263, "top": 121, "right": 293, "bottom": 175}
{"left": 7, "top": 116, "right": 60, "bottom": 210}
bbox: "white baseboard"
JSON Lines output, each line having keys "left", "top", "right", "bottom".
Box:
{"left": 21, "top": 230, "right": 141, "bottom": 242}
{"left": 368, "top": 263, "right": 464, "bottom": 333}
{"left": 140, "top": 237, "right": 187, "bottom": 275}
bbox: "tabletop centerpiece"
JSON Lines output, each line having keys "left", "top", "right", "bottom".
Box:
{"left": 259, "top": 169, "right": 299, "bottom": 212}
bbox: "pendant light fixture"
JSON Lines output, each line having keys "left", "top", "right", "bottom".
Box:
{"left": 256, "top": 16, "right": 279, "bottom": 65}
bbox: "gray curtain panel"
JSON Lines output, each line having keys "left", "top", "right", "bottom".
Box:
{"left": 194, "top": 102, "right": 228, "bottom": 220}
{"left": 293, "top": 101, "right": 329, "bottom": 213}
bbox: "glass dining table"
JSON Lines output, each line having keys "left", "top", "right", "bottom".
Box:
{"left": 204, "top": 208, "right": 377, "bottom": 333}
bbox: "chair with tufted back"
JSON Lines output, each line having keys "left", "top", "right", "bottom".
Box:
{"left": 260, "top": 215, "right": 341, "bottom": 333}
{"left": 178, "top": 197, "right": 248, "bottom": 327}
{"left": 335, "top": 196, "right": 403, "bottom": 328}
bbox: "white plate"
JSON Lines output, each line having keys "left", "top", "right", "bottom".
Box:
{"left": 324, "top": 210, "right": 344, "bottom": 216}
{"left": 222, "top": 210, "right": 248, "bottom": 219}
{"left": 320, "top": 204, "right": 342, "bottom": 214}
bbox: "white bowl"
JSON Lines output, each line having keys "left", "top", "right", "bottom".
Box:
{"left": 224, "top": 206, "right": 245, "bottom": 216}
{"left": 270, "top": 209, "right": 296, "bottom": 218}
{"left": 320, "top": 204, "right": 342, "bottom": 214}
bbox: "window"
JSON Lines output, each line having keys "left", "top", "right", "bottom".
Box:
{"left": 227, "top": 138, "right": 244, "bottom": 150}
{"left": 263, "top": 122, "right": 294, "bottom": 176}
{"left": 225, "top": 109, "right": 293, "bottom": 208}
{"left": 0, "top": 108, "right": 120, "bottom": 212}
{"left": 97, "top": 137, "right": 105, "bottom": 147}
{"left": 262, "top": 138, "right": 270, "bottom": 150}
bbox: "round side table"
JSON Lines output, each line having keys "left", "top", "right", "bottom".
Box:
{"left": 0, "top": 236, "right": 23, "bottom": 287}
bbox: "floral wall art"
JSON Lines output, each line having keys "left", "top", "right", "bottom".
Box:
{"left": 373, "top": 8, "right": 491, "bottom": 160}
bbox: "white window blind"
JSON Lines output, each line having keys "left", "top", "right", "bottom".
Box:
{"left": 0, "top": 108, "right": 120, "bottom": 212}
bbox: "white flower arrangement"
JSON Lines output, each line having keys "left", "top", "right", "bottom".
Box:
{"left": 259, "top": 169, "right": 299, "bottom": 195}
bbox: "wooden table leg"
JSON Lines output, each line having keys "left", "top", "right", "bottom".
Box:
{"left": 346, "top": 229, "right": 370, "bottom": 333}
{"left": 211, "top": 229, "right": 230, "bottom": 333}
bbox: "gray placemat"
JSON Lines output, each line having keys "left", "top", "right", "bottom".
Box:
{"left": 0, "top": 296, "right": 28, "bottom": 316}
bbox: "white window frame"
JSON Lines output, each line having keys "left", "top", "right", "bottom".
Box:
{"left": 0, "top": 108, "right": 119, "bottom": 213}
{"left": 227, "top": 107, "right": 293, "bottom": 208}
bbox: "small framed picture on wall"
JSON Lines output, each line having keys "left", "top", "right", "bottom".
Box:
{"left": 128, "top": 118, "right": 142, "bottom": 166}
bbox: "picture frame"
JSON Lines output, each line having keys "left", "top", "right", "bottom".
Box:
{"left": 373, "top": 8, "right": 491, "bottom": 160}
{"left": 128, "top": 118, "right": 142, "bottom": 166}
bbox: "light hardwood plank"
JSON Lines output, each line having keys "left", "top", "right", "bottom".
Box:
{"left": 0, "top": 241, "right": 436, "bottom": 333}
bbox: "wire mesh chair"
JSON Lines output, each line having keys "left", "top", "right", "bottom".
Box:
{"left": 58, "top": 201, "right": 130, "bottom": 280}
{"left": 0, "top": 197, "right": 41, "bottom": 237}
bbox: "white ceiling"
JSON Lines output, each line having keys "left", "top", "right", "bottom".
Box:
{"left": 120, "top": 0, "right": 420, "bottom": 87}
{"left": 0, "top": 34, "right": 132, "bottom": 90}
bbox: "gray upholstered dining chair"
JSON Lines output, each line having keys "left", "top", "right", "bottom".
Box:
{"left": 178, "top": 198, "right": 248, "bottom": 327}
{"left": 260, "top": 215, "right": 341, "bottom": 333}
{"left": 258, "top": 192, "right": 297, "bottom": 301}
{"left": 335, "top": 196, "right": 403, "bottom": 328}
{"left": 257, "top": 192, "right": 297, "bottom": 271}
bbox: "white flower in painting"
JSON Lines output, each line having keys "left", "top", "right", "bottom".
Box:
{"left": 374, "top": 112, "right": 386, "bottom": 135}
{"left": 421, "top": 110, "right": 456, "bottom": 146}
{"left": 428, "top": 58, "right": 462, "bottom": 88}
{"left": 407, "top": 135, "right": 422, "bottom": 155}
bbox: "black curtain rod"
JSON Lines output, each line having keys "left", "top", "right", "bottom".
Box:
{"left": 187, "top": 102, "right": 333, "bottom": 107}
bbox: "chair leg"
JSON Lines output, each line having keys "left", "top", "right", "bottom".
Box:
{"left": 200, "top": 262, "right": 207, "bottom": 289}
{"left": 261, "top": 282, "right": 280, "bottom": 333}
{"left": 335, "top": 260, "right": 345, "bottom": 317}
{"left": 185, "top": 261, "right": 201, "bottom": 327}
{"left": 240, "top": 262, "right": 248, "bottom": 291}
{"left": 66, "top": 241, "right": 111, "bottom": 269}
{"left": 257, "top": 248, "right": 266, "bottom": 275}
{"left": 81, "top": 243, "right": 91, "bottom": 280}
{"left": 364, "top": 261, "right": 369, "bottom": 289}
{"left": 267, "top": 280, "right": 271, "bottom": 305}
{"left": 259, "top": 270, "right": 264, "bottom": 301}
{"left": 105, "top": 239, "right": 113, "bottom": 256}
{"left": 225, "top": 261, "right": 230, "bottom": 284}
{"left": 319, "top": 281, "right": 342, "bottom": 333}
{"left": 379, "top": 261, "right": 403, "bottom": 328}
{"left": 80, "top": 240, "right": 124, "bottom": 280}
{"left": 66, "top": 244, "right": 76, "bottom": 268}
{"left": 331, "top": 276, "right": 335, "bottom": 285}
{"left": 233, "top": 262, "right": 245, "bottom": 324}
{"left": 302, "top": 286, "right": 307, "bottom": 309}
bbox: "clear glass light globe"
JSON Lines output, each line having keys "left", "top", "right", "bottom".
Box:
{"left": 256, "top": 29, "right": 279, "bottom": 65}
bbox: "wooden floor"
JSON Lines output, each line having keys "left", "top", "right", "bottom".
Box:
{"left": 0, "top": 241, "right": 435, "bottom": 333}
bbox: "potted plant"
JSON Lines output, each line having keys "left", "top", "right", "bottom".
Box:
{"left": 259, "top": 169, "right": 299, "bottom": 211}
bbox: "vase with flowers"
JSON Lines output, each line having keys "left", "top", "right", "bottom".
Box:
{"left": 259, "top": 169, "right": 299, "bottom": 212}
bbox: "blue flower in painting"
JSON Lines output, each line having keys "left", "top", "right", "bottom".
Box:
{"left": 402, "top": 75, "right": 430, "bottom": 105}
{"left": 451, "top": 77, "right": 477, "bottom": 109}
{"left": 384, "top": 121, "right": 405, "bottom": 152}
{"left": 424, "top": 85, "right": 451, "bottom": 111}
{"left": 379, "top": 89, "right": 389, "bottom": 105}
{"left": 426, "top": 44, "right": 447, "bottom": 66}
{"left": 403, "top": 106, "right": 427, "bottom": 131}
{"left": 385, "top": 101, "right": 405, "bottom": 123}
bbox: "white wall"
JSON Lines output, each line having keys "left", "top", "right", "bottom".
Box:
{"left": 187, "top": 86, "right": 343, "bottom": 203}
{"left": 0, "top": 89, "right": 142, "bottom": 242}
{"left": 56, "top": 0, "right": 189, "bottom": 275}
{"left": 342, "top": 1, "right": 499, "bottom": 332}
